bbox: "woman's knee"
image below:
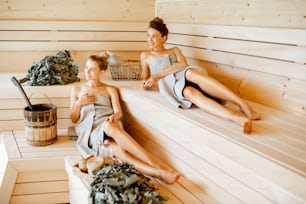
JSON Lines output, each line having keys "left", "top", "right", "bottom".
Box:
{"left": 110, "top": 142, "right": 123, "bottom": 156}
{"left": 103, "top": 121, "right": 118, "bottom": 136}
{"left": 183, "top": 86, "right": 199, "bottom": 99}
{"left": 185, "top": 68, "right": 207, "bottom": 82}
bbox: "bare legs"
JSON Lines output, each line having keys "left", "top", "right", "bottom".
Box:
{"left": 183, "top": 69, "right": 260, "bottom": 133}
{"left": 103, "top": 121, "right": 180, "bottom": 184}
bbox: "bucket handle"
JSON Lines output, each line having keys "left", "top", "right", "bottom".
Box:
{"left": 29, "top": 92, "right": 53, "bottom": 104}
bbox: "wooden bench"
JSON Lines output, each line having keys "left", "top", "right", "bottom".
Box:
{"left": 0, "top": 75, "right": 305, "bottom": 203}
{"left": 1, "top": 22, "right": 306, "bottom": 203}
{"left": 0, "top": 129, "right": 79, "bottom": 204}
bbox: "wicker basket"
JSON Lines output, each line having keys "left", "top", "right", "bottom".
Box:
{"left": 73, "top": 163, "right": 93, "bottom": 182}
{"left": 109, "top": 60, "right": 141, "bottom": 80}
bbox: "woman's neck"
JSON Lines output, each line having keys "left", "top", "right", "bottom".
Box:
{"left": 152, "top": 46, "right": 165, "bottom": 52}
{"left": 87, "top": 80, "right": 103, "bottom": 88}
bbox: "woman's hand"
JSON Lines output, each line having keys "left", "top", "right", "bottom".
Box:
{"left": 79, "top": 93, "right": 96, "bottom": 106}
{"left": 142, "top": 74, "right": 160, "bottom": 89}
{"left": 105, "top": 114, "right": 119, "bottom": 124}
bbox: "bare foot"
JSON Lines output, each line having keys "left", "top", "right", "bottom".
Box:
{"left": 241, "top": 118, "right": 252, "bottom": 134}
{"left": 158, "top": 169, "right": 180, "bottom": 184}
{"left": 232, "top": 115, "right": 252, "bottom": 134}
{"left": 240, "top": 102, "right": 261, "bottom": 120}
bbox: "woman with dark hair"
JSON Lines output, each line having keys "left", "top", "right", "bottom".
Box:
{"left": 70, "top": 54, "right": 180, "bottom": 184}
{"left": 141, "top": 17, "right": 260, "bottom": 134}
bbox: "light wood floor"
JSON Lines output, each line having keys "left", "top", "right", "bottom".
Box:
{"left": 1, "top": 129, "right": 80, "bottom": 160}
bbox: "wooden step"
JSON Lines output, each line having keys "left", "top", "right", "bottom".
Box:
{"left": 0, "top": 158, "right": 69, "bottom": 204}
{"left": 119, "top": 85, "right": 306, "bottom": 204}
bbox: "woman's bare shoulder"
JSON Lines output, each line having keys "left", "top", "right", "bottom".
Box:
{"left": 72, "top": 85, "right": 81, "bottom": 92}
{"left": 169, "top": 46, "right": 181, "bottom": 52}
{"left": 105, "top": 84, "right": 119, "bottom": 93}
{"left": 140, "top": 50, "right": 152, "bottom": 58}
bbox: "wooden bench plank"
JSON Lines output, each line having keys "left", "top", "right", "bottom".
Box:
{"left": 17, "top": 170, "right": 67, "bottom": 183}
{"left": 0, "top": 131, "right": 21, "bottom": 159}
{"left": 10, "top": 192, "right": 69, "bottom": 204}
{"left": 0, "top": 156, "right": 18, "bottom": 204}
{"left": 12, "top": 181, "right": 68, "bottom": 195}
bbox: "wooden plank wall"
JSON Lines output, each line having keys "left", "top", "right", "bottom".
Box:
{"left": 0, "top": 0, "right": 154, "bottom": 72}
{"left": 156, "top": 0, "right": 306, "bottom": 28}
{"left": 155, "top": 0, "right": 306, "bottom": 116}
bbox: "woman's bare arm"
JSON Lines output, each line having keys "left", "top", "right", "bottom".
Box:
{"left": 107, "top": 85, "right": 123, "bottom": 123}
{"left": 142, "top": 47, "right": 188, "bottom": 89}
{"left": 69, "top": 86, "right": 82, "bottom": 123}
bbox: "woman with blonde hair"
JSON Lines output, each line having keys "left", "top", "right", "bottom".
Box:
{"left": 70, "top": 54, "right": 180, "bottom": 184}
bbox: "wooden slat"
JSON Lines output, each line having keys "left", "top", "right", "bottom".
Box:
{"left": 12, "top": 181, "right": 68, "bottom": 195}
{"left": 17, "top": 170, "right": 67, "bottom": 183}
{"left": 166, "top": 23, "right": 306, "bottom": 45}
{"left": 12, "top": 132, "right": 79, "bottom": 159}
{"left": 10, "top": 192, "right": 69, "bottom": 204}
{"left": 8, "top": 157, "right": 64, "bottom": 172}
{"left": 157, "top": 1, "right": 306, "bottom": 29}
{"left": 0, "top": 131, "right": 21, "bottom": 159}
{"left": 0, "top": 21, "right": 147, "bottom": 31}
{"left": 0, "top": 41, "right": 148, "bottom": 51}
{"left": 0, "top": 31, "right": 146, "bottom": 41}
{"left": 0, "top": 98, "right": 70, "bottom": 109}
{"left": 168, "top": 34, "right": 306, "bottom": 63}
{"left": 0, "top": 148, "right": 19, "bottom": 204}
{"left": 0, "top": 50, "right": 141, "bottom": 72}
{"left": 174, "top": 45, "right": 306, "bottom": 81}
{"left": 0, "top": 0, "right": 154, "bottom": 21}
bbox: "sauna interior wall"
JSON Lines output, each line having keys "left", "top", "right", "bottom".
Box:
{"left": 0, "top": 0, "right": 155, "bottom": 72}
{"left": 156, "top": 0, "right": 306, "bottom": 115}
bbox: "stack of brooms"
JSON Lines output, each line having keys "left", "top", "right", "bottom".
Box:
{"left": 89, "top": 161, "right": 168, "bottom": 204}
{"left": 20, "top": 50, "right": 80, "bottom": 86}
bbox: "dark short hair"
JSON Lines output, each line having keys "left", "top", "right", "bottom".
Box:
{"left": 149, "top": 17, "right": 169, "bottom": 37}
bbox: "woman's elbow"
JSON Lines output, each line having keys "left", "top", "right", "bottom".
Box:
{"left": 69, "top": 113, "right": 78, "bottom": 123}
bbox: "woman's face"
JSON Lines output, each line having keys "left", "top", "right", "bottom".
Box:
{"left": 84, "top": 59, "right": 101, "bottom": 80}
{"left": 147, "top": 28, "right": 166, "bottom": 50}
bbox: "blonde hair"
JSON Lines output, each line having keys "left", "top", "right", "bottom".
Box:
{"left": 87, "top": 53, "right": 109, "bottom": 71}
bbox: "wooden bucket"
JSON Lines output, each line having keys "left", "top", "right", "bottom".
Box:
{"left": 24, "top": 103, "right": 57, "bottom": 146}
